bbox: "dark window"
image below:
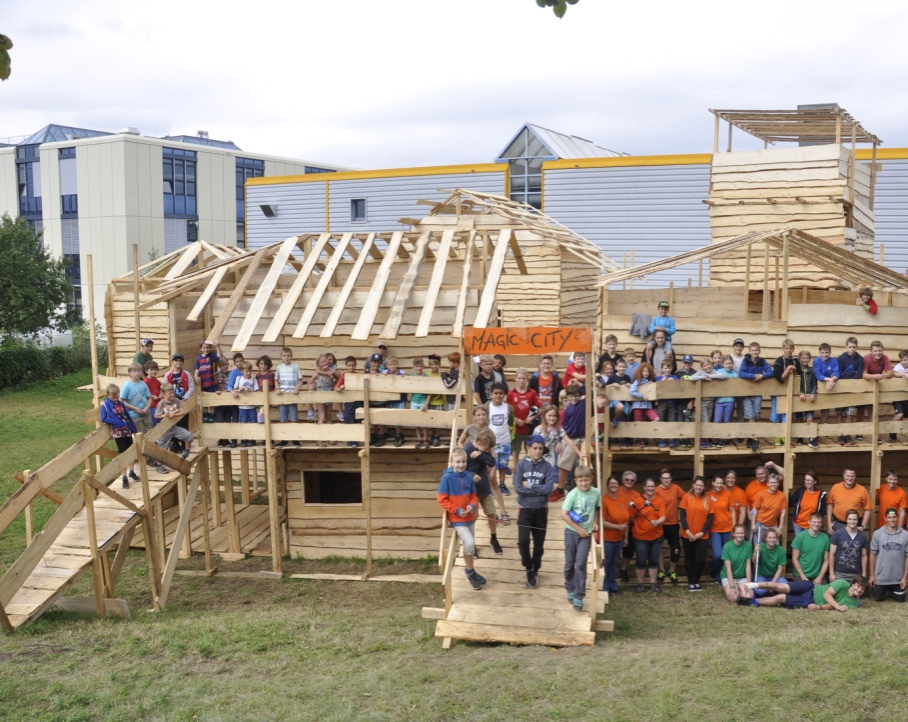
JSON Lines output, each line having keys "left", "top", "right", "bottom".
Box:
{"left": 305, "top": 166, "right": 336, "bottom": 174}
{"left": 61, "top": 194, "right": 78, "bottom": 215}
{"left": 15, "top": 145, "right": 42, "bottom": 219}
{"left": 64, "top": 253, "right": 82, "bottom": 315}
{"left": 163, "top": 147, "right": 197, "bottom": 219}
{"left": 303, "top": 470, "right": 362, "bottom": 504}
{"left": 58, "top": 147, "right": 76, "bottom": 158}
{"left": 350, "top": 198, "right": 367, "bottom": 222}
{"left": 236, "top": 157, "right": 264, "bottom": 220}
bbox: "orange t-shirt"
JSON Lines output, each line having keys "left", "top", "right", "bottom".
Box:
{"left": 794, "top": 488, "right": 823, "bottom": 529}
{"left": 601, "top": 493, "right": 633, "bottom": 543}
{"left": 876, "top": 486, "right": 908, "bottom": 527}
{"left": 828, "top": 482, "right": 872, "bottom": 522}
{"left": 654, "top": 483, "right": 685, "bottom": 525}
{"left": 618, "top": 486, "right": 643, "bottom": 507}
{"left": 632, "top": 497, "right": 664, "bottom": 541}
{"left": 745, "top": 479, "right": 768, "bottom": 509}
{"left": 726, "top": 486, "right": 747, "bottom": 525}
{"left": 752, "top": 488, "right": 786, "bottom": 526}
{"left": 680, "top": 493, "right": 713, "bottom": 539}
{"left": 709, "top": 488, "right": 734, "bottom": 533}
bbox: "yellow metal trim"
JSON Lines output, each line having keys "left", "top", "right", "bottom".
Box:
{"left": 246, "top": 162, "right": 505, "bottom": 186}
{"left": 545, "top": 153, "right": 713, "bottom": 170}
{"left": 856, "top": 147, "right": 908, "bottom": 161}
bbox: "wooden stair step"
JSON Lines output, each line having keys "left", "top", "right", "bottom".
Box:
{"left": 435, "top": 619, "right": 595, "bottom": 647}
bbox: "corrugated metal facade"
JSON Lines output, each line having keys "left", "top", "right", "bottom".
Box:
{"left": 164, "top": 218, "right": 188, "bottom": 254}
{"left": 61, "top": 218, "right": 79, "bottom": 255}
{"left": 543, "top": 163, "right": 712, "bottom": 287}
{"left": 246, "top": 182, "right": 327, "bottom": 248}
{"left": 873, "top": 159, "right": 908, "bottom": 274}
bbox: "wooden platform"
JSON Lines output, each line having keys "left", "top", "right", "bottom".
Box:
{"left": 424, "top": 491, "right": 612, "bottom": 648}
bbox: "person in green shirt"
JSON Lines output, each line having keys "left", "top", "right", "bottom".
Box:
{"left": 755, "top": 528, "right": 787, "bottom": 585}
{"left": 735, "top": 576, "right": 868, "bottom": 611}
{"left": 791, "top": 513, "right": 831, "bottom": 582}
{"left": 721, "top": 524, "right": 753, "bottom": 602}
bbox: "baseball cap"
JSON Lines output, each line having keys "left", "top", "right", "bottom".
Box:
{"left": 368, "top": 353, "right": 383, "bottom": 363}
{"left": 527, "top": 434, "right": 547, "bottom": 447}
{"left": 171, "top": 353, "right": 185, "bottom": 361}
{"left": 658, "top": 301, "right": 670, "bottom": 308}
{"left": 375, "top": 343, "right": 387, "bottom": 349}
{"left": 682, "top": 354, "right": 694, "bottom": 363}
{"left": 141, "top": 338, "right": 154, "bottom": 346}
{"left": 733, "top": 338, "right": 745, "bottom": 346}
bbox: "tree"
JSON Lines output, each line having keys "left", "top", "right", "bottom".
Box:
{"left": 535, "top": 0, "right": 579, "bottom": 18}
{"left": 0, "top": 214, "right": 77, "bottom": 342}
{"left": 0, "top": 34, "right": 11, "bottom": 81}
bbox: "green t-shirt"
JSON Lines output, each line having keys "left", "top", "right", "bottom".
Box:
{"left": 813, "top": 578, "right": 858, "bottom": 608}
{"left": 720, "top": 540, "right": 754, "bottom": 580}
{"left": 792, "top": 531, "right": 830, "bottom": 579}
{"left": 757, "top": 544, "right": 787, "bottom": 578}
{"left": 562, "top": 487, "right": 601, "bottom": 534}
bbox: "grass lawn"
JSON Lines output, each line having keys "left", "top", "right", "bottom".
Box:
{"left": 1, "top": 372, "right": 905, "bottom": 721}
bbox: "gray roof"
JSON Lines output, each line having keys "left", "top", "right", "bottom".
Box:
{"left": 19, "top": 124, "right": 112, "bottom": 146}
{"left": 526, "top": 123, "right": 625, "bottom": 159}
{"left": 161, "top": 135, "right": 243, "bottom": 151}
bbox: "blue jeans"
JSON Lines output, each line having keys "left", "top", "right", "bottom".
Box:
{"left": 635, "top": 537, "right": 663, "bottom": 570}
{"left": 770, "top": 396, "right": 786, "bottom": 424}
{"left": 279, "top": 403, "right": 298, "bottom": 422}
{"left": 603, "top": 539, "right": 623, "bottom": 592}
{"left": 711, "top": 530, "right": 732, "bottom": 579}
{"left": 792, "top": 522, "right": 806, "bottom": 537}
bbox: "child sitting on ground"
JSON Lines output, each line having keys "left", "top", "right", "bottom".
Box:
{"left": 232, "top": 362, "right": 260, "bottom": 447}
{"left": 437, "top": 448, "right": 486, "bottom": 590}
{"left": 154, "top": 382, "right": 194, "bottom": 473}
{"left": 465, "top": 429, "right": 508, "bottom": 552}
{"left": 562, "top": 464, "right": 600, "bottom": 612}
{"left": 100, "top": 384, "right": 140, "bottom": 489}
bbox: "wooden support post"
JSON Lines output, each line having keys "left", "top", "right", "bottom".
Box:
{"left": 82, "top": 474, "right": 106, "bottom": 617}
{"left": 22, "top": 469, "right": 33, "bottom": 547}
{"left": 132, "top": 244, "right": 141, "bottom": 352}
{"left": 154, "top": 497, "right": 166, "bottom": 570}
{"left": 783, "top": 372, "right": 795, "bottom": 455}
{"left": 629, "top": 249, "right": 635, "bottom": 290}
{"left": 713, "top": 113, "right": 720, "bottom": 154}
{"left": 773, "top": 257, "right": 781, "bottom": 321}
{"left": 363, "top": 376, "right": 373, "bottom": 579}
{"left": 742, "top": 245, "right": 751, "bottom": 319}
{"left": 870, "top": 142, "right": 878, "bottom": 211}
{"left": 198, "top": 451, "right": 216, "bottom": 575}
{"left": 176, "top": 474, "right": 193, "bottom": 559}
{"left": 761, "top": 245, "right": 771, "bottom": 321}
{"left": 693, "top": 381, "right": 703, "bottom": 478}
{"left": 240, "top": 449, "right": 251, "bottom": 505}
{"left": 848, "top": 124, "right": 856, "bottom": 204}
{"left": 136, "top": 434, "right": 163, "bottom": 609}
{"left": 0, "top": 601, "right": 14, "bottom": 632}
{"left": 835, "top": 113, "right": 842, "bottom": 145}
{"left": 726, "top": 120, "right": 733, "bottom": 153}
{"left": 108, "top": 525, "right": 136, "bottom": 592}
{"left": 209, "top": 447, "right": 222, "bottom": 528}
{"left": 263, "top": 380, "right": 282, "bottom": 574}
{"left": 622, "top": 253, "right": 627, "bottom": 291}
{"left": 158, "top": 468, "right": 201, "bottom": 608}
{"left": 463, "top": 348, "right": 473, "bottom": 429}
{"left": 222, "top": 450, "right": 241, "bottom": 554}
{"left": 880, "top": 244, "right": 885, "bottom": 268}
{"left": 585, "top": 327, "right": 594, "bottom": 476}
{"left": 698, "top": 258, "right": 703, "bottom": 288}
{"left": 667, "top": 281, "right": 674, "bottom": 310}
{"left": 781, "top": 234, "right": 790, "bottom": 323}
{"left": 86, "top": 255, "right": 99, "bottom": 384}
{"left": 780, "top": 449, "right": 793, "bottom": 552}
{"left": 871, "top": 381, "right": 882, "bottom": 529}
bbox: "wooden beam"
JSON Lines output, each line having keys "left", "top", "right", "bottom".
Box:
{"left": 84, "top": 474, "right": 144, "bottom": 515}
{"left": 289, "top": 233, "right": 353, "bottom": 339}
{"left": 381, "top": 230, "right": 431, "bottom": 340}
{"left": 82, "top": 475, "right": 107, "bottom": 617}
{"left": 263, "top": 381, "right": 282, "bottom": 574}
{"left": 157, "top": 468, "right": 201, "bottom": 608}
{"left": 319, "top": 232, "right": 376, "bottom": 338}
{"left": 163, "top": 242, "right": 202, "bottom": 281}
{"left": 362, "top": 376, "right": 373, "bottom": 578}
{"left": 473, "top": 229, "right": 512, "bottom": 328}
{"left": 451, "top": 230, "right": 476, "bottom": 339}
{"left": 415, "top": 230, "right": 455, "bottom": 337}
{"left": 187, "top": 265, "right": 230, "bottom": 322}
{"left": 207, "top": 246, "right": 267, "bottom": 345}
{"left": 352, "top": 231, "right": 404, "bottom": 341}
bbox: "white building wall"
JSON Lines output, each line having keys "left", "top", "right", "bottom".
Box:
{"left": 873, "top": 159, "right": 908, "bottom": 274}
{"left": 0, "top": 148, "right": 16, "bottom": 214}
{"left": 38, "top": 145, "right": 62, "bottom": 257}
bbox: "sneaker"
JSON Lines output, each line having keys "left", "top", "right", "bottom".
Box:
{"left": 651, "top": 583, "right": 662, "bottom": 593}
{"left": 715, "top": 440, "right": 726, "bottom": 448}
{"left": 890, "top": 433, "right": 899, "bottom": 443}
{"left": 633, "top": 439, "right": 646, "bottom": 447}
{"left": 567, "top": 590, "right": 575, "bottom": 603}
{"left": 657, "top": 440, "right": 667, "bottom": 448}
{"left": 394, "top": 434, "right": 405, "bottom": 447}
{"left": 808, "top": 437, "right": 819, "bottom": 449}
{"left": 230, "top": 440, "right": 238, "bottom": 448}
{"left": 490, "top": 537, "right": 503, "bottom": 556}
{"left": 155, "top": 464, "right": 168, "bottom": 474}
{"left": 749, "top": 438, "right": 760, "bottom": 453}
{"left": 122, "top": 475, "right": 129, "bottom": 489}
{"left": 276, "top": 440, "right": 288, "bottom": 448}
{"left": 526, "top": 570, "right": 538, "bottom": 589}
{"left": 179, "top": 449, "right": 189, "bottom": 459}
{"left": 838, "top": 435, "right": 846, "bottom": 446}
{"left": 694, "top": 584, "right": 703, "bottom": 591}
{"left": 128, "top": 471, "right": 141, "bottom": 482}
{"left": 292, "top": 440, "right": 301, "bottom": 447}
{"left": 610, "top": 587, "right": 622, "bottom": 595}
{"left": 688, "top": 583, "right": 697, "bottom": 592}
{"left": 373, "top": 436, "right": 385, "bottom": 447}
{"left": 346, "top": 441, "right": 358, "bottom": 447}
{"left": 796, "top": 438, "right": 804, "bottom": 445}
{"left": 668, "top": 571, "right": 678, "bottom": 585}
{"left": 572, "top": 597, "right": 584, "bottom": 612}
{"left": 500, "top": 483, "right": 510, "bottom": 496}
{"left": 619, "top": 569, "right": 630, "bottom": 583}
{"left": 774, "top": 437, "right": 784, "bottom": 447}
{"left": 430, "top": 435, "right": 440, "bottom": 447}
{"left": 844, "top": 435, "right": 854, "bottom": 446}
{"left": 548, "top": 488, "right": 565, "bottom": 502}
{"left": 657, "top": 570, "right": 666, "bottom": 582}
{"left": 465, "top": 569, "right": 486, "bottom": 589}
{"left": 217, "top": 440, "right": 227, "bottom": 447}
{"left": 856, "top": 435, "right": 864, "bottom": 441}
{"left": 700, "top": 441, "right": 711, "bottom": 450}
{"left": 635, "top": 584, "right": 646, "bottom": 593}
{"left": 668, "top": 440, "right": 676, "bottom": 448}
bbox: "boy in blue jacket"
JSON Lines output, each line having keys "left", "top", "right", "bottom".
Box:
{"left": 100, "top": 384, "right": 140, "bottom": 489}
{"left": 515, "top": 434, "right": 557, "bottom": 589}
{"left": 437, "top": 448, "right": 487, "bottom": 590}
{"left": 738, "top": 342, "right": 773, "bottom": 453}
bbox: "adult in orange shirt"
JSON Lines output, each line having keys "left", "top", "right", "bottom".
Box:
{"left": 745, "top": 465, "right": 769, "bottom": 539}
{"left": 710, "top": 475, "right": 735, "bottom": 580}
{"left": 618, "top": 470, "right": 642, "bottom": 583}
{"left": 680, "top": 476, "right": 713, "bottom": 591}
{"left": 751, "top": 474, "right": 787, "bottom": 536}
{"left": 827, "top": 467, "right": 871, "bottom": 533}
{"left": 631, "top": 478, "right": 666, "bottom": 593}
{"left": 655, "top": 468, "right": 685, "bottom": 585}
{"left": 601, "top": 476, "right": 632, "bottom": 594}
{"left": 876, "top": 469, "right": 908, "bottom": 528}
{"left": 787, "top": 467, "right": 827, "bottom": 537}
{"left": 724, "top": 470, "right": 748, "bottom": 526}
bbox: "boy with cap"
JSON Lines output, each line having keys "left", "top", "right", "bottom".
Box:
{"left": 648, "top": 301, "right": 676, "bottom": 343}
{"left": 165, "top": 353, "right": 195, "bottom": 441}
{"left": 134, "top": 339, "right": 154, "bottom": 374}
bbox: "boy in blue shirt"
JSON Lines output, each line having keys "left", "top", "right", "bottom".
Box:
{"left": 648, "top": 300, "right": 677, "bottom": 343}
{"left": 739, "top": 342, "right": 773, "bottom": 453}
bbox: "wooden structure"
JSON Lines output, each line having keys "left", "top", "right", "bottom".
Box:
{"left": 708, "top": 107, "right": 881, "bottom": 288}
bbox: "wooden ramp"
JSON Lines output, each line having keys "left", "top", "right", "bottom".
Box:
{"left": 424, "top": 494, "right": 612, "bottom": 648}
{"left": 1, "top": 468, "right": 183, "bottom": 630}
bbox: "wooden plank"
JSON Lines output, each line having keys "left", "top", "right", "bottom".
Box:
{"left": 354, "top": 408, "right": 464, "bottom": 429}
{"left": 157, "top": 470, "right": 201, "bottom": 608}
{"left": 206, "top": 247, "right": 268, "bottom": 344}
{"left": 381, "top": 230, "right": 431, "bottom": 340}
{"left": 263, "top": 232, "right": 335, "bottom": 342}
{"left": 288, "top": 233, "right": 354, "bottom": 340}
{"left": 52, "top": 596, "right": 131, "bottom": 619}
{"left": 187, "top": 265, "right": 230, "bottom": 322}
{"left": 416, "top": 230, "right": 455, "bottom": 337}
{"left": 434, "top": 620, "right": 594, "bottom": 647}
{"left": 320, "top": 233, "right": 377, "bottom": 339}
{"left": 352, "top": 231, "right": 404, "bottom": 340}
{"left": 473, "top": 229, "right": 511, "bottom": 328}
{"left": 163, "top": 243, "right": 201, "bottom": 281}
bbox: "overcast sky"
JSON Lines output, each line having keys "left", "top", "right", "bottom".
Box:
{"left": 3, "top": 0, "right": 906, "bottom": 169}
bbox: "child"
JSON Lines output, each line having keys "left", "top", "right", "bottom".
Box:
{"left": 365, "top": 354, "right": 389, "bottom": 446}
{"left": 492, "top": 354, "right": 508, "bottom": 386}
{"left": 458, "top": 405, "right": 490, "bottom": 447}
{"left": 689, "top": 356, "right": 726, "bottom": 448}
{"left": 549, "top": 384, "right": 588, "bottom": 500}
{"left": 437, "top": 448, "right": 486, "bottom": 590}
{"left": 232, "top": 362, "right": 260, "bottom": 447}
{"left": 256, "top": 355, "right": 275, "bottom": 393}
{"left": 857, "top": 287, "right": 878, "bottom": 315}
{"left": 100, "top": 384, "right": 140, "bottom": 489}
{"left": 409, "top": 357, "right": 430, "bottom": 449}
{"left": 134, "top": 338, "right": 155, "bottom": 373}
{"left": 441, "top": 352, "right": 461, "bottom": 411}
{"left": 629, "top": 362, "right": 658, "bottom": 448}
{"left": 714, "top": 355, "right": 739, "bottom": 429}
{"left": 337, "top": 356, "right": 362, "bottom": 447}
{"left": 836, "top": 336, "right": 864, "bottom": 445}
{"left": 275, "top": 348, "right": 302, "bottom": 447}
{"left": 536, "top": 404, "right": 583, "bottom": 472}
{"left": 603, "top": 358, "right": 631, "bottom": 430}
{"left": 194, "top": 340, "right": 220, "bottom": 422}
{"left": 382, "top": 356, "right": 407, "bottom": 447}
{"left": 595, "top": 360, "right": 614, "bottom": 389}
{"left": 771, "top": 339, "right": 798, "bottom": 445}
{"left": 426, "top": 354, "right": 446, "bottom": 446}
{"left": 120, "top": 362, "right": 152, "bottom": 436}
{"left": 515, "top": 434, "right": 556, "bottom": 589}
{"left": 597, "top": 334, "right": 621, "bottom": 375}
{"left": 143, "top": 361, "right": 162, "bottom": 426}
{"left": 648, "top": 300, "right": 677, "bottom": 343}
{"left": 507, "top": 367, "right": 541, "bottom": 465}
{"left": 738, "top": 342, "right": 773, "bottom": 453}
{"left": 562, "top": 465, "right": 601, "bottom": 611}
{"left": 214, "top": 358, "right": 231, "bottom": 447}
{"left": 486, "top": 383, "right": 515, "bottom": 496}
{"left": 223, "top": 353, "right": 244, "bottom": 446}
{"left": 891, "top": 351, "right": 908, "bottom": 443}
{"left": 563, "top": 352, "right": 588, "bottom": 391}
{"left": 529, "top": 355, "right": 563, "bottom": 409}
{"left": 654, "top": 360, "right": 678, "bottom": 448}
{"left": 473, "top": 354, "right": 497, "bottom": 405}
{"left": 465, "top": 429, "right": 506, "bottom": 553}
{"left": 308, "top": 353, "right": 337, "bottom": 447}
{"left": 623, "top": 348, "right": 640, "bottom": 379}
{"left": 796, "top": 350, "right": 818, "bottom": 448}
{"left": 154, "top": 382, "right": 194, "bottom": 472}
{"left": 813, "top": 343, "right": 840, "bottom": 426}
{"left": 676, "top": 354, "right": 695, "bottom": 379}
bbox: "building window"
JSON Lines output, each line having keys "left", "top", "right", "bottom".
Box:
{"left": 303, "top": 470, "right": 362, "bottom": 504}
{"left": 64, "top": 253, "right": 82, "bottom": 315}
{"left": 236, "top": 157, "right": 264, "bottom": 220}
{"left": 162, "top": 147, "right": 197, "bottom": 218}
{"left": 500, "top": 128, "right": 551, "bottom": 210}
{"left": 350, "top": 198, "right": 367, "bottom": 222}
{"left": 61, "top": 194, "right": 78, "bottom": 215}
{"left": 16, "top": 145, "right": 42, "bottom": 219}
{"left": 305, "top": 166, "right": 336, "bottom": 174}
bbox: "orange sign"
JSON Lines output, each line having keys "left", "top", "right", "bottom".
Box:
{"left": 464, "top": 327, "right": 592, "bottom": 355}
